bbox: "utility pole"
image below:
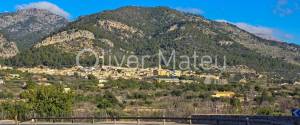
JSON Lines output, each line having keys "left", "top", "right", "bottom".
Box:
{"left": 137, "top": 108, "right": 140, "bottom": 125}
{"left": 163, "top": 110, "right": 166, "bottom": 125}
{"left": 14, "top": 99, "right": 18, "bottom": 125}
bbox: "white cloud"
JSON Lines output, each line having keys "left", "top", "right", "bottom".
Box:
{"left": 216, "top": 19, "right": 294, "bottom": 42}
{"left": 234, "top": 22, "right": 276, "bottom": 40}
{"left": 176, "top": 7, "right": 204, "bottom": 15}
{"left": 16, "top": 1, "right": 70, "bottom": 19}
{"left": 0, "top": 10, "right": 8, "bottom": 13}
{"left": 273, "top": 0, "right": 300, "bottom": 16}
{"left": 283, "top": 34, "right": 294, "bottom": 39}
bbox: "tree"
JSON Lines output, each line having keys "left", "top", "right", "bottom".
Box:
{"left": 96, "top": 91, "right": 123, "bottom": 109}
{"left": 0, "top": 101, "right": 31, "bottom": 121}
{"left": 255, "top": 90, "right": 274, "bottom": 104}
{"left": 87, "top": 74, "right": 97, "bottom": 80}
{"left": 20, "top": 85, "right": 74, "bottom": 117}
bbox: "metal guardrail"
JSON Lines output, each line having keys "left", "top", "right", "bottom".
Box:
{"left": 192, "top": 115, "right": 300, "bottom": 125}
{"left": 30, "top": 116, "right": 192, "bottom": 125}
{"left": 29, "top": 115, "right": 300, "bottom": 125}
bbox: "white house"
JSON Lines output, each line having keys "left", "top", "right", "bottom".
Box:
{"left": 0, "top": 79, "right": 4, "bottom": 84}
{"left": 99, "top": 79, "right": 108, "bottom": 83}
{"left": 64, "top": 88, "right": 71, "bottom": 93}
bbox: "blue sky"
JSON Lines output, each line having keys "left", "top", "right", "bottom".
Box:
{"left": 1, "top": 0, "right": 300, "bottom": 44}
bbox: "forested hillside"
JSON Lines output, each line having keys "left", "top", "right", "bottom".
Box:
{"left": 3, "top": 6, "right": 300, "bottom": 79}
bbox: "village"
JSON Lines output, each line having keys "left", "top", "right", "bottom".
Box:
{"left": 1, "top": 63, "right": 300, "bottom": 117}
{"left": 12, "top": 65, "right": 244, "bottom": 85}
{"left": 0, "top": 64, "right": 263, "bottom": 99}
{"left": 1, "top": 64, "right": 300, "bottom": 100}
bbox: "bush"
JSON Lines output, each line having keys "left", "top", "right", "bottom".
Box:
{"left": 0, "top": 91, "right": 14, "bottom": 99}
{"left": 96, "top": 91, "right": 122, "bottom": 109}
{"left": 171, "top": 90, "right": 183, "bottom": 96}
{"left": 20, "top": 85, "right": 74, "bottom": 117}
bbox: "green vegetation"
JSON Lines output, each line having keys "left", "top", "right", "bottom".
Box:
{"left": 96, "top": 91, "right": 123, "bottom": 109}
{"left": 0, "top": 70, "right": 299, "bottom": 120}
{"left": 4, "top": 46, "right": 98, "bottom": 69}
{"left": 0, "top": 84, "right": 73, "bottom": 121}
{"left": 20, "top": 84, "right": 74, "bottom": 117}
{"left": 4, "top": 46, "right": 75, "bottom": 68}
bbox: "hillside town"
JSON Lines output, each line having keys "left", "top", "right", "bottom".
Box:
{"left": 11, "top": 65, "right": 251, "bottom": 84}
{"left": 1, "top": 63, "right": 300, "bottom": 86}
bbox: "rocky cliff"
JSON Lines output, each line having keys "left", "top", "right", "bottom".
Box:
{"left": 35, "top": 30, "right": 95, "bottom": 48}
{"left": 0, "top": 34, "right": 18, "bottom": 58}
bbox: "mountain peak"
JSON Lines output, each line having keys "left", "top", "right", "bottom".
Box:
{"left": 15, "top": 8, "right": 68, "bottom": 20}
{"left": 0, "top": 8, "right": 68, "bottom": 49}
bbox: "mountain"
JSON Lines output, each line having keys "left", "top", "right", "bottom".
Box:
{"left": 0, "top": 8, "right": 68, "bottom": 50}
{"left": 5, "top": 6, "right": 300, "bottom": 79}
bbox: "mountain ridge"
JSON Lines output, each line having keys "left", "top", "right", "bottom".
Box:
{"left": 3, "top": 6, "right": 300, "bottom": 80}
{"left": 0, "top": 8, "right": 68, "bottom": 50}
